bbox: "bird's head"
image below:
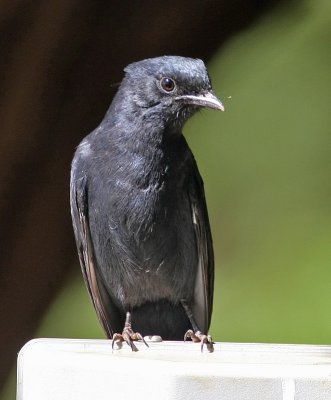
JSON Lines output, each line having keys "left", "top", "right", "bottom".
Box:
{"left": 120, "top": 56, "right": 224, "bottom": 130}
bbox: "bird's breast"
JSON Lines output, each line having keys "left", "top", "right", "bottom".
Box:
{"left": 88, "top": 143, "right": 197, "bottom": 307}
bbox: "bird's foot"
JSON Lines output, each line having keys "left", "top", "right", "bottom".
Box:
{"left": 112, "top": 310, "right": 149, "bottom": 351}
{"left": 184, "top": 329, "right": 214, "bottom": 353}
{"left": 112, "top": 326, "right": 149, "bottom": 352}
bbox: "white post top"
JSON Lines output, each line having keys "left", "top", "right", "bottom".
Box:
{"left": 17, "top": 339, "right": 331, "bottom": 400}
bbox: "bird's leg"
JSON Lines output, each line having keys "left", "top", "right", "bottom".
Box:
{"left": 181, "top": 299, "right": 214, "bottom": 353}
{"left": 112, "top": 311, "right": 148, "bottom": 352}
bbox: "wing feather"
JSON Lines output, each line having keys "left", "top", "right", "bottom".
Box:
{"left": 189, "top": 166, "right": 214, "bottom": 333}
{"left": 70, "top": 174, "right": 122, "bottom": 338}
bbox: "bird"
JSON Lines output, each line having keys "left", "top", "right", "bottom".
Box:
{"left": 70, "top": 55, "right": 224, "bottom": 352}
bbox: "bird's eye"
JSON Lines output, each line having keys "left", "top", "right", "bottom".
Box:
{"left": 160, "top": 77, "right": 176, "bottom": 92}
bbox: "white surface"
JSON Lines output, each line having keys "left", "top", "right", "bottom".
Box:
{"left": 17, "top": 339, "right": 331, "bottom": 400}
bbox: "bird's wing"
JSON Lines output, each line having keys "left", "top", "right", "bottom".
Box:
{"left": 189, "top": 163, "right": 215, "bottom": 333}
{"left": 70, "top": 173, "right": 122, "bottom": 338}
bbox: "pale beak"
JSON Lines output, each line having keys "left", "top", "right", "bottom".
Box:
{"left": 176, "top": 91, "right": 224, "bottom": 111}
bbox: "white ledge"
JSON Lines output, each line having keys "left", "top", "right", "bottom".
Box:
{"left": 17, "top": 339, "right": 331, "bottom": 400}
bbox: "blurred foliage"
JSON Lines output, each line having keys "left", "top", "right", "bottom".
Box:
{"left": 195, "top": 0, "right": 331, "bottom": 344}
{"left": 3, "top": 0, "right": 331, "bottom": 397}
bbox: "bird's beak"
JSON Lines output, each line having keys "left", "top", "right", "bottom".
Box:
{"left": 176, "top": 91, "right": 224, "bottom": 111}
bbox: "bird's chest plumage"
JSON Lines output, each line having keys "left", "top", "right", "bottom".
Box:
{"left": 87, "top": 138, "right": 198, "bottom": 307}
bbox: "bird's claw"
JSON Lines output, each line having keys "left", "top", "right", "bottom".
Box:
{"left": 112, "top": 327, "right": 149, "bottom": 352}
{"left": 184, "top": 329, "right": 214, "bottom": 353}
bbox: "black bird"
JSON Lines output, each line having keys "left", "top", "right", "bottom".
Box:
{"left": 70, "top": 56, "right": 223, "bottom": 352}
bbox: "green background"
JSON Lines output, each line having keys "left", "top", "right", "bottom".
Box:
{"left": 3, "top": 0, "right": 331, "bottom": 397}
